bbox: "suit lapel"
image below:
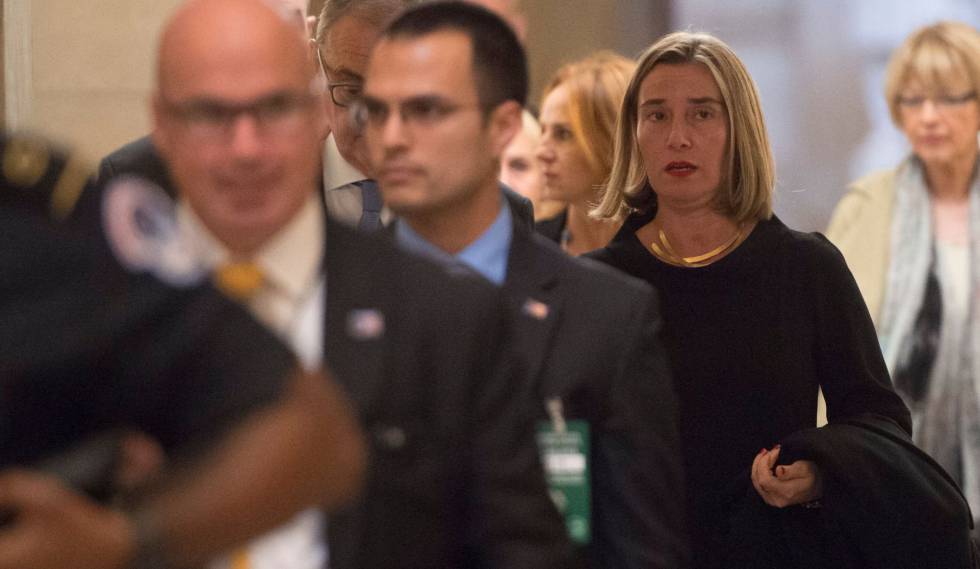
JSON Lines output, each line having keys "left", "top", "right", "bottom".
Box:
{"left": 503, "top": 210, "right": 564, "bottom": 391}
{"left": 322, "top": 218, "right": 390, "bottom": 415}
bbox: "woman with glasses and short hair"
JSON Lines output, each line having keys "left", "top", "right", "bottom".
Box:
{"left": 827, "top": 21, "right": 980, "bottom": 541}
{"left": 590, "top": 29, "right": 976, "bottom": 567}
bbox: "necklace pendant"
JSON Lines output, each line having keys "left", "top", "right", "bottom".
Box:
{"left": 651, "top": 224, "right": 743, "bottom": 267}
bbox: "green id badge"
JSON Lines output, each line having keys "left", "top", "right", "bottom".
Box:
{"left": 536, "top": 411, "right": 591, "bottom": 545}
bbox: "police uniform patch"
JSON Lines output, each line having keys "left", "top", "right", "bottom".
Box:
{"left": 102, "top": 176, "right": 205, "bottom": 287}
{"left": 3, "top": 135, "right": 50, "bottom": 189}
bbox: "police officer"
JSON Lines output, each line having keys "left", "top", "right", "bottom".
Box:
{"left": 0, "top": 130, "right": 365, "bottom": 569}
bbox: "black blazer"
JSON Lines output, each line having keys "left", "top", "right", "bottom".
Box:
{"left": 501, "top": 194, "right": 689, "bottom": 569}
{"left": 321, "top": 219, "right": 577, "bottom": 569}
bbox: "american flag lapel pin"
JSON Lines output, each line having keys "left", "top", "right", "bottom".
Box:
{"left": 347, "top": 309, "right": 385, "bottom": 340}
{"left": 522, "top": 298, "right": 550, "bottom": 321}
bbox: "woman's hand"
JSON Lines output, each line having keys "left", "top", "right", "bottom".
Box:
{"left": 750, "top": 445, "right": 823, "bottom": 508}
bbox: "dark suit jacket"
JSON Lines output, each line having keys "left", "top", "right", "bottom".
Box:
{"left": 500, "top": 183, "right": 534, "bottom": 231}
{"left": 321, "top": 219, "right": 576, "bottom": 569}
{"left": 501, "top": 194, "right": 689, "bottom": 569}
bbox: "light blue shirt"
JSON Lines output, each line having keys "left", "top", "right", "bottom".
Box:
{"left": 395, "top": 198, "right": 512, "bottom": 285}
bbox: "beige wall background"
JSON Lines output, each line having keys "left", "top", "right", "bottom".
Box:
{"left": 6, "top": 0, "right": 182, "bottom": 163}
{"left": 4, "top": 0, "right": 667, "bottom": 163}
{"left": 524, "top": 0, "right": 667, "bottom": 108}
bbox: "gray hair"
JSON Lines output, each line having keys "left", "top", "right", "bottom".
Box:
{"left": 314, "top": 0, "right": 416, "bottom": 44}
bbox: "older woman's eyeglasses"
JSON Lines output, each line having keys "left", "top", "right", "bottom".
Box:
{"left": 897, "top": 91, "right": 977, "bottom": 111}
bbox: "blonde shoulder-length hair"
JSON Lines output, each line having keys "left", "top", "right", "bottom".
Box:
{"left": 593, "top": 31, "right": 774, "bottom": 223}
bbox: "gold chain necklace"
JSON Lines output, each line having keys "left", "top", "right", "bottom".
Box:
{"left": 649, "top": 225, "right": 742, "bottom": 268}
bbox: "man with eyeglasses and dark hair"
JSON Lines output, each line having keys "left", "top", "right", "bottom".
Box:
{"left": 313, "top": 0, "right": 533, "bottom": 231}
{"left": 358, "top": 2, "right": 688, "bottom": 567}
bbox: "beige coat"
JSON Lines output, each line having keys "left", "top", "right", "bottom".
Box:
{"left": 825, "top": 169, "right": 898, "bottom": 326}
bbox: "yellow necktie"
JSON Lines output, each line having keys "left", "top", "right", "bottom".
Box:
{"left": 229, "top": 549, "right": 251, "bottom": 569}
{"left": 214, "top": 262, "right": 264, "bottom": 300}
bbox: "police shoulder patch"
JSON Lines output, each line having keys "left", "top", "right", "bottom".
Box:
{"left": 102, "top": 175, "right": 205, "bottom": 287}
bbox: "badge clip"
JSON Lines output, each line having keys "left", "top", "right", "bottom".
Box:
{"left": 545, "top": 397, "right": 566, "bottom": 434}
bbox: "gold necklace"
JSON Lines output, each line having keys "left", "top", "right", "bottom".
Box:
{"left": 649, "top": 225, "right": 742, "bottom": 268}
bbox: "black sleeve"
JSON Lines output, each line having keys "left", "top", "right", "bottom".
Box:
{"left": 0, "top": 214, "right": 294, "bottom": 467}
{"left": 591, "top": 287, "right": 689, "bottom": 569}
{"left": 776, "top": 416, "right": 975, "bottom": 568}
{"left": 808, "top": 233, "right": 912, "bottom": 434}
{"left": 109, "top": 279, "right": 297, "bottom": 457}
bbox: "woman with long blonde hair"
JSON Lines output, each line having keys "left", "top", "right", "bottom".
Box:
{"left": 589, "top": 30, "right": 972, "bottom": 567}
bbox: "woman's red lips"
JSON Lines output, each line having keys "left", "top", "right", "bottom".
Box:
{"left": 665, "top": 161, "right": 697, "bottom": 176}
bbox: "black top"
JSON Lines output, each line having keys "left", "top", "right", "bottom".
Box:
{"left": 587, "top": 210, "right": 911, "bottom": 565}
{"left": 534, "top": 209, "right": 567, "bottom": 244}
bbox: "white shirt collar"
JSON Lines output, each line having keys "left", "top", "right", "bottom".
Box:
{"left": 322, "top": 134, "right": 366, "bottom": 190}
{"left": 177, "top": 195, "right": 324, "bottom": 301}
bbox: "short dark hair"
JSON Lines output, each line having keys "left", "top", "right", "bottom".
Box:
{"left": 383, "top": 1, "right": 527, "bottom": 109}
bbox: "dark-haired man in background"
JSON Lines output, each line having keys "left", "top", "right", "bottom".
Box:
{"left": 313, "top": 0, "right": 533, "bottom": 230}
{"left": 358, "top": 3, "right": 688, "bottom": 567}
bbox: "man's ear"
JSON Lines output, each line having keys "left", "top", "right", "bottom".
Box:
{"left": 306, "top": 15, "right": 317, "bottom": 39}
{"left": 488, "top": 100, "right": 523, "bottom": 157}
{"left": 313, "top": 91, "right": 331, "bottom": 141}
{"left": 308, "top": 37, "right": 320, "bottom": 61}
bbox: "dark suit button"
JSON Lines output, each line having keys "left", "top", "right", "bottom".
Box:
{"left": 374, "top": 426, "right": 407, "bottom": 450}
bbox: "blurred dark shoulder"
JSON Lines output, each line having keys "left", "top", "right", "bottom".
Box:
{"left": 96, "top": 135, "right": 174, "bottom": 192}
